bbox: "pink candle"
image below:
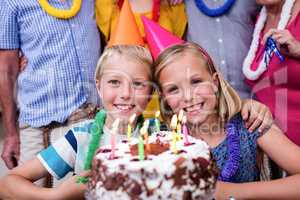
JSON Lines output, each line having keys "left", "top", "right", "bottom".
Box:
{"left": 182, "top": 116, "right": 190, "bottom": 145}
{"left": 110, "top": 119, "right": 119, "bottom": 159}
{"left": 110, "top": 133, "right": 116, "bottom": 159}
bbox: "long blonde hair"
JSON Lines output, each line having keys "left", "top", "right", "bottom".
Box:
{"left": 154, "top": 42, "right": 242, "bottom": 125}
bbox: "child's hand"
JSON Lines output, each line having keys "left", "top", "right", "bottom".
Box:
{"left": 241, "top": 99, "right": 273, "bottom": 133}
{"left": 54, "top": 171, "right": 91, "bottom": 200}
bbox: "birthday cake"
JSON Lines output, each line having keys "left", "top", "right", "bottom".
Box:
{"left": 86, "top": 131, "right": 218, "bottom": 200}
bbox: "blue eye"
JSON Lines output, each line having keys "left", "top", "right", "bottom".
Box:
{"left": 133, "top": 81, "right": 145, "bottom": 89}
{"left": 108, "top": 80, "right": 120, "bottom": 87}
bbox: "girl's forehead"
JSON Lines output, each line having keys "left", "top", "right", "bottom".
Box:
{"left": 162, "top": 56, "right": 208, "bottom": 74}
{"left": 101, "top": 62, "right": 151, "bottom": 80}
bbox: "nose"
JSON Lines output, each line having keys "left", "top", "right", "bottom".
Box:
{"left": 183, "top": 87, "right": 193, "bottom": 103}
{"left": 120, "top": 81, "right": 132, "bottom": 100}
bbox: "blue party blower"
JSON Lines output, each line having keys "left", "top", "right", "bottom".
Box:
{"left": 264, "top": 37, "right": 285, "bottom": 65}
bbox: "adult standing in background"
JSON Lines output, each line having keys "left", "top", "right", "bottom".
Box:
{"left": 0, "top": 0, "right": 101, "bottom": 180}
{"left": 243, "top": 0, "right": 300, "bottom": 147}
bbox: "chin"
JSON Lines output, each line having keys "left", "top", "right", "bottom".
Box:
{"left": 187, "top": 115, "right": 207, "bottom": 125}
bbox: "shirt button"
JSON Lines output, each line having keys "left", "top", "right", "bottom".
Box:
{"left": 221, "top": 60, "right": 226, "bottom": 65}
{"left": 216, "top": 18, "right": 220, "bottom": 22}
{"left": 76, "top": 46, "right": 80, "bottom": 50}
{"left": 218, "top": 38, "right": 223, "bottom": 43}
{"left": 71, "top": 24, "right": 75, "bottom": 28}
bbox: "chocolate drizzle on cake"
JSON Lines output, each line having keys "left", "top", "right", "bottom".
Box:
{"left": 86, "top": 131, "right": 218, "bottom": 200}
{"left": 130, "top": 142, "right": 170, "bottom": 156}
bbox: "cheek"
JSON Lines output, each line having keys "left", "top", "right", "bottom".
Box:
{"left": 134, "top": 88, "right": 152, "bottom": 106}
{"left": 164, "top": 94, "right": 182, "bottom": 112}
{"left": 100, "top": 86, "right": 117, "bottom": 105}
{"left": 194, "top": 85, "right": 216, "bottom": 100}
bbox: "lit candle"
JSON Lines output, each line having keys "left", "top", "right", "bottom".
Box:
{"left": 155, "top": 111, "right": 161, "bottom": 132}
{"left": 110, "top": 118, "right": 119, "bottom": 159}
{"left": 182, "top": 116, "right": 190, "bottom": 145}
{"left": 178, "top": 109, "right": 184, "bottom": 122}
{"left": 139, "top": 126, "right": 145, "bottom": 161}
{"left": 127, "top": 113, "right": 136, "bottom": 143}
{"left": 143, "top": 120, "right": 150, "bottom": 152}
{"left": 170, "top": 114, "right": 178, "bottom": 154}
{"left": 176, "top": 110, "right": 184, "bottom": 140}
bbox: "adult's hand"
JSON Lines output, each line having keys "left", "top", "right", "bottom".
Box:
{"left": 1, "top": 130, "right": 20, "bottom": 169}
{"left": 263, "top": 28, "right": 300, "bottom": 58}
{"left": 0, "top": 49, "right": 20, "bottom": 169}
{"left": 241, "top": 99, "right": 273, "bottom": 133}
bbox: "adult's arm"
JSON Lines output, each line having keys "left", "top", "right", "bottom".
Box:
{"left": 0, "top": 49, "right": 20, "bottom": 169}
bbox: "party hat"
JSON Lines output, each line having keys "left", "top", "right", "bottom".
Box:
{"left": 108, "top": 0, "right": 144, "bottom": 47}
{"left": 141, "top": 16, "right": 184, "bottom": 59}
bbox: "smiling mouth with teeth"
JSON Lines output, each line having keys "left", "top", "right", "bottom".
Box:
{"left": 183, "top": 102, "right": 205, "bottom": 112}
{"left": 114, "top": 104, "right": 135, "bottom": 111}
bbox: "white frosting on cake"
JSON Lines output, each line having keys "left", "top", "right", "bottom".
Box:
{"left": 87, "top": 131, "right": 216, "bottom": 200}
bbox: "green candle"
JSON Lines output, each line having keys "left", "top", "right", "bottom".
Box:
{"left": 138, "top": 134, "right": 145, "bottom": 161}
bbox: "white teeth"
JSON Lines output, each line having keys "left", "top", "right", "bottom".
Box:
{"left": 184, "top": 103, "right": 204, "bottom": 112}
{"left": 115, "top": 105, "right": 134, "bottom": 111}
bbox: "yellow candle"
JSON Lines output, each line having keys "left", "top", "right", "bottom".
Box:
{"left": 176, "top": 123, "right": 182, "bottom": 135}
{"left": 127, "top": 113, "right": 136, "bottom": 142}
{"left": 176, "top": 110, "right": 184, "bottom": 140}
{"left": 170, "top": 114, "right": 178, "bottom": 154}
{"left": 127, "top": 125, "right": 132, "bottom": 142}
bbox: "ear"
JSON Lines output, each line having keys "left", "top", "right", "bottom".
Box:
{"left": 212, "top": 72, "right": 219, "bottom": 93}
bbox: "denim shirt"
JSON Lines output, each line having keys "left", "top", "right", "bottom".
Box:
{"left": 0, "top": 0, "right": 101, "bottom": 127}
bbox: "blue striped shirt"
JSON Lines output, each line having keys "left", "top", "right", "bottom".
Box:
{"left": 0, "top": 0, "right": 101, "bottom": 127}
{"left": 37, "top": 118, "right": 158, "bottom": 179}
{"left": 38, "top": 120, "right": 94, "bottom": 179}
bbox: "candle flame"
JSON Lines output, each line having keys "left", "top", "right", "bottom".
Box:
{"left": 170, "top": 114, "right": 178, "bottom": 130}
{"left": 178, "top": 110, "right": 184, "bottom": 121}
{"left": 112, "top": 118, "right": 120, "bottom": 134}
{"left": 129, "top": 113, "right": 136, "bottom": 124}
{"left": 140, "top": 126, "right": 146, "bottom": 135}
{"left": 144, "top": 119, "right": 150, "bottom": 129}
{"left": 155, "top": 110, "right": 160, "bottom": 118}
{"left": 182, "top": 115, "right": 187, "bottom": 124}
